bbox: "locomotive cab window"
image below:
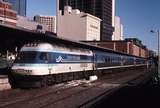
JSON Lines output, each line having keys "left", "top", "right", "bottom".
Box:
{"left": 15, "top": 51, "right": 37, "bottom": 63}
{"left": 17, "top": 51, "right": 37, "bottom": 60}
{"left": 39, "top": 52, "right": 48, "bottom": 61}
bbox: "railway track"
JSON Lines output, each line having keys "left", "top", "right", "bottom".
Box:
{"left": 0, "top": 80, "right": 92, "bottom": 108}
{"left": 0, "top": 67, "right": 149, "bottom": 108}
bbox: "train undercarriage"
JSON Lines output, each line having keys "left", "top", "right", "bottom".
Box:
{"left": 8, "top": 65, "right": 148, "bottom": 89}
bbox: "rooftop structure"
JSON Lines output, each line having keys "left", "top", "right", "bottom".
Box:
{"left": 57, "top": 6, "right": 101, "bottom": 41}
{"left": 59, "top": 0, "right": 115, "bottom": 41}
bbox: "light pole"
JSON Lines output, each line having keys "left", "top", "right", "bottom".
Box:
{"left": 151, "top": 29, "right": 160, "bottom": 79}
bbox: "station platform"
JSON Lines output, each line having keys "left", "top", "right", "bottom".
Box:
{"left": 0, "top": 75, "right": 10, "bottom": 91}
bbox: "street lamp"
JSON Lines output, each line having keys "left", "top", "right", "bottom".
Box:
{"left": 150, "top": 29, "right": 160, "bottom": 79}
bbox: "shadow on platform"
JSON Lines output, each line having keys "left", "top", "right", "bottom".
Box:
{"left": 93, "top": 84, "right": 160, "bottom": 108}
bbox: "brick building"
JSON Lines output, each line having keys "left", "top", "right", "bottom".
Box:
{"left": 3, "top": 0, "right": 26, "bottom": 16}
{"left": 83, "top": 38, "right": 150, "bottom": 58}
{"left": 0, "top": 0, "right": 17, "bottom": 26}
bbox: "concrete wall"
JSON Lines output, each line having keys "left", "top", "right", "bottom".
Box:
{"left": 86, "top": 15, "right": 101, "bottom": 41}
{"left": 57, "top": 6, "right": 101, "bottom": 41}
{"left": 58, "top": 10, "right": 86, "bottom": 41}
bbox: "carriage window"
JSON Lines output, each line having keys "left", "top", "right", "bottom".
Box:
{"left": 105, "top": 58, "right": 107, "bottom": 62}
{"left": 39, "top": 52, "right": 48, "bottom": 61}
{"left": 47, "top": 53, "right": 53, "bottom": 62}
{"left": 80, "top": 55, "right": 87, "bottom": 60}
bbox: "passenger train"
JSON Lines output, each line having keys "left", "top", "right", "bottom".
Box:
{"left": 8, "top": 42, "right": 148, "bottom": 88}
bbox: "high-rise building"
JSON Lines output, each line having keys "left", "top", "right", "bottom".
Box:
{"left": 59, "top": 0, "right": 115, "bottom": 41}
{"left": 34, "top": 15, "right": 56, "bottom": 33}
{"left": 3, "top": 0, "right": 26, "bottom": 16}
{"left": 112, "top": 16, "right": 123, "bottom": 40}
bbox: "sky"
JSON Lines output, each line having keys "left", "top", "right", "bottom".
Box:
{"left": 27, "top": 0, "right": 56, "bottom": 16}
{"left": 27, "top": 0, "right": 160, "bottom": 51}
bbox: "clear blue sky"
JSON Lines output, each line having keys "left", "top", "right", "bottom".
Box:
{"left": 27, "top": 0, "right": 159, "bottom": 51}
{"left": 27, "top": 0, "right": 56, "bottom": 16}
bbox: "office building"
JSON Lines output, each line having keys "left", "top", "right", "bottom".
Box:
{"left": 4, "top": 0, "right": 26, "bottom": 16}
{"left": 112, "top": 16, "right": 123, "bottom": 40}
{"left": 59, "top": 0, "right": 115, "bottom": 41}
{"left": 57, "top": 6, "right": 101, "bottom": 41}
{"left": 0, "top": 0, "right": 17, "bottom": 26}
{"left": 34, "top": 15, "right": 56, "bottom": 33}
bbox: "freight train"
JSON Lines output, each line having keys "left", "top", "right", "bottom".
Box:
{"left": 8, "top": 42, "right": 149, "bottom": 88}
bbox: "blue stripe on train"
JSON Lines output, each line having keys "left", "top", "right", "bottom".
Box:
{"left": 15, "top": 51, "right": 94, "bottom": 64}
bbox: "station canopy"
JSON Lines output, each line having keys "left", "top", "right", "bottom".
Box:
{"left": 0, "top": 24, "right": 100, "bottom": 52}
{"left": 0, "top": 24, "right": 134, "bottom": 57}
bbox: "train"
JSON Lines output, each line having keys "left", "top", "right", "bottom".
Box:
{"left": 8, "top": 42, "right": 149, "bottom": 88}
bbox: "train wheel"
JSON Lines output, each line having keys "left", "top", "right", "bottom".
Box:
{"left": 41, "top": 76, "right": 48, "bottom": 87}
{"left": 72, "top": 72, "right": 77, "bottom": 80}
{"left": 9, "top": 80, "right": 18, "bottom": 89}
{"left": 47, "top": 76, "right": 53, "bottom": 85}
{"left": 55, "top": 74, "right": 62, "bottom": 83}
{"left": 8, "top": 74, "right": 18, "bottom": 89}
{"left": 11, "top": 84, "right": 18, "bottom": 89}
{"left": 83, "top": 71, "right": 90, "bottom": 80}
